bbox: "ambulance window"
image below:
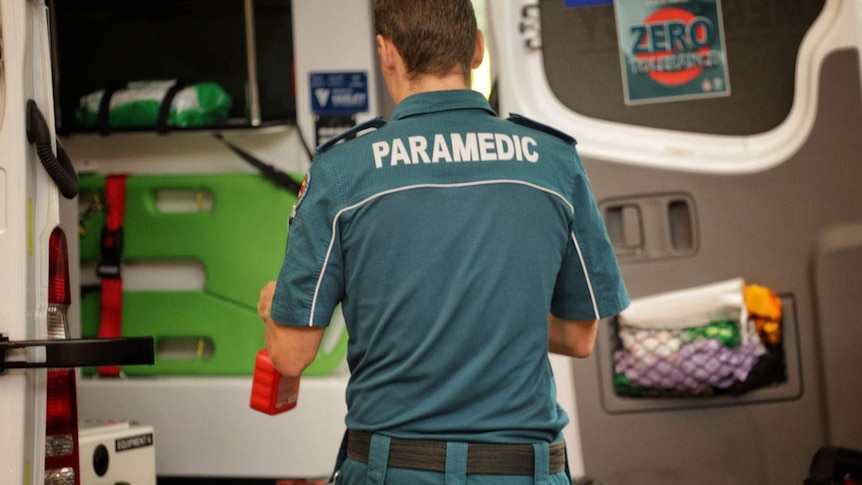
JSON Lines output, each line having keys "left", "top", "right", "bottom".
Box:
{"left": 51, "top": 0, "right": 295, "bottom": 133}
{"left": 537, "top": 0, "right": 825, "bottom": 136}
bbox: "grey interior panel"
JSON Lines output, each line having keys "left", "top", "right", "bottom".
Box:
{"left": 569, "top": 50, "right": 862, "bottom": 485}
{"left": 601, "top": 193, "right": 698, "bottom": 261}
{"left": 813, "top": 224, "right": 862, "bottom": 451}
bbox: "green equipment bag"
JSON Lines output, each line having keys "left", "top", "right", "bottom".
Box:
{"left": 76, "top": 81, "right": 232, "bottom": 130}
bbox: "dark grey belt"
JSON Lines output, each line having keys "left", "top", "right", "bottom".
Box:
{"left": 346, "top": 430, "right": 566, "bottom": 476}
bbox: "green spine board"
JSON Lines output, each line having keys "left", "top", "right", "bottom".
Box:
{"left": 78, "top": 174, "right": 347, "bottom": 376}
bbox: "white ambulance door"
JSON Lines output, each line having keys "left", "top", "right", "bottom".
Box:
{"left": 489, "top": 1, "right": 862, "bottom": 484}
{"left": 0, "top": 1, "right": 64, "bottom": 482}
{"left": 1, "top": 3, "right": 154, "bottom": 484}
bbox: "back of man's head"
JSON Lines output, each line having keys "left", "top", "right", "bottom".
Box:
{"left": 374, "top": 0, "right": 478, "bottom": 82}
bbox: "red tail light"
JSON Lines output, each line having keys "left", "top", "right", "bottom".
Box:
{"left": 45, "top": 369, "right": 79, "bottom": 485}
{"left": 45, "top": 228, "right": 80, "bottom": 485}
{"left": 48, "top": 226, "right": 71, "bottom": 307}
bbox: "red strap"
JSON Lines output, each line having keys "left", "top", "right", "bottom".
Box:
{"left": 98, "top": 174, "right": 127, "bottom": 377}
{"left": 104, "top": 174, "right": 127, "bottom": 232}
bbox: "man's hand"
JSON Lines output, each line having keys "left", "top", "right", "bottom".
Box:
{"left": 258, "top": 281, "right": 277, "bottom": 324}
{"left": 258, "top": 281, "right": 326, "bottom": 378}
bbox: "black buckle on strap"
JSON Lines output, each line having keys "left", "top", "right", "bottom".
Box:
{"left": 96, "top": 226, "right": 124, "bottom": 278}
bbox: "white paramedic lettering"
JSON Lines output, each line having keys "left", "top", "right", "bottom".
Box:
{"left": 372, "top": 132, "right": 539, "bottom": 169}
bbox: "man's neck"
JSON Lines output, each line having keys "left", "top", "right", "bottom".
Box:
{"left": 392, "top": 72, "right": 471, "bottom": 105}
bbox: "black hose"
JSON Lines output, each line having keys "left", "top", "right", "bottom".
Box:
{"left": 212, "top": 133, "right": 303, "bottom": 195}
{"left": 26, "top": 99, "right": 79, "bottom": 199}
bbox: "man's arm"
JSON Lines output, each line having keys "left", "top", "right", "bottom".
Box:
{"left": 548, "top": 314, "right": 598, "bottom": 358}
{"left": 258, "top": 281, "right": 325, "bottom": 377}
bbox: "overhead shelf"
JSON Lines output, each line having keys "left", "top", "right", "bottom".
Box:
{"left": 51, "top": 0, "right": 297, "bottom": 135}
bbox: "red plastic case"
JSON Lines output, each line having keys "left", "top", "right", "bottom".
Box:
{"left": 250, "top": 349, "right": 299, "bottom": 415}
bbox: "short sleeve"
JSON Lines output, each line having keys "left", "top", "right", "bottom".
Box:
{"left": 551, "top": 155, "right": 629, "bottom": 320}
{"left": 271, "top": 161, "right": 345, "bottom": 328}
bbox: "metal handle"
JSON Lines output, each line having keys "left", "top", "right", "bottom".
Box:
{"left": 0, "top": 336, "right": 154, "bottom": 371}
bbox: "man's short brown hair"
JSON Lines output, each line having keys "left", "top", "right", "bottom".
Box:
{"left": 374, "top": 0, "right": 478, "bottom": 81}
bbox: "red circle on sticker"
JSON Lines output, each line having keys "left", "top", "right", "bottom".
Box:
{"left": 636, "top": 8, "right": 711, "bottom": 86}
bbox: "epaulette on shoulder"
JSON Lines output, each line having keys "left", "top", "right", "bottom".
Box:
{"left": 316, "top": 116, "right": 387, "bottom": 154}
{"left": 507, "top": 113, "right": 576, "bottom": 145}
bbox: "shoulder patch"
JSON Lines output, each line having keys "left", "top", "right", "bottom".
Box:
{"left": 288, "top": 169, "right": 310, "bottom": 226}
{"left": 316, "top": 117, "right": 387, "bottom": 154}
{"left": 507, "top": 113, "right": 576, "bottom": 145}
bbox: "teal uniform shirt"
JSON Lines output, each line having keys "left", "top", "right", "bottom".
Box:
{"left": 272, "top": 89, "right": 628, "bottom": 445}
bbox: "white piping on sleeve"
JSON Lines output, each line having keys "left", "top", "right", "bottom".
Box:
{"left": 570, "top": 231, "right": 601, "bottom": 320}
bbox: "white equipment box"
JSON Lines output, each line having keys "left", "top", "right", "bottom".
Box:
{"left": 79, "top": 421, "right": 156, "bottom": 485}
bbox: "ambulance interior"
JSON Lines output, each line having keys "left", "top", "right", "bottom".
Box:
{"left": 30, "top": 0, "right": 862, "bottom": 483}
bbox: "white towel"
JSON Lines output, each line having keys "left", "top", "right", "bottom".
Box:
{"left": 618, "top": 278, "right": 746, "bottom": 330}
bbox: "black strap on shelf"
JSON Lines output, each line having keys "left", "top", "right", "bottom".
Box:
{"left": 97, "top": 81, "right": 128, "bottom": 136}
{"left": 156, "top": 80, "right": 186, "bottom": 134}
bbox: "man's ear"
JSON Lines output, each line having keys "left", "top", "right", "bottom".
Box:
{"left": 377, "top": 34, "right": 397, "bottom": 74}
{"left": 471, "top": 30, "right": 485, "bottom": 69}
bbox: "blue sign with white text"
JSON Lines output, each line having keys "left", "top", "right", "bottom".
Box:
{"left": 564, "top": 0, "right": 613, "bottom": 7}
{"left": 614, "top": 0, "right": 730, "bottom": 104}
{"left": 310, "top": 71, "right": 369, "bottom": 115}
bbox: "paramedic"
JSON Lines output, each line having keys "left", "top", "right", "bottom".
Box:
{"left": 257, "top": 0, "right": 629, "bottom": 483}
